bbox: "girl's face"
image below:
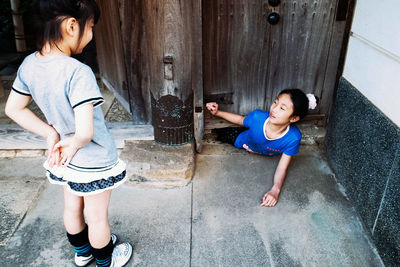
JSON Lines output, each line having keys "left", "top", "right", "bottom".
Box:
{"left": 269, "top": 93, "right": 299, "bottom": 125}
{"left": 72, "top": 19, "right": 94, "bottom": 54}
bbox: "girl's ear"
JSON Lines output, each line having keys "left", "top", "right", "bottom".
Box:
{"left": 289, "top": 115, "right": 300, "bottom": 123}
{"left": 64, "top": 17, "right": 79, "bottom": 37}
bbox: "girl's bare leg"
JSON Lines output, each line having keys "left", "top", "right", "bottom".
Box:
{"left": 84, "top": 190, "right": 112, "bottom": 248}
{"left": 63, "top": 186, "right": 85, "bottom": 234}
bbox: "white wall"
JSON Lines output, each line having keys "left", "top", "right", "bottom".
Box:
{"left": 343, "top": 0, "right": 400, "bottom": 127}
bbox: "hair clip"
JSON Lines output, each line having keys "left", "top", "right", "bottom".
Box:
{"left": 306, "top": 94, "right": 317, "bottom": 110}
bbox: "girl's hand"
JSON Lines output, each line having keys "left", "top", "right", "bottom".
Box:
{"left": 206, "top": 102, "right": 219, "bottom": 115}
{"left": 53, "top": 137, "right": 80, "bottom": 167}
{"left": 260, "top": 188, "right": 280, "bottom": 207}
{"left": 46, "top": 128, "right": 61, "bottom": 168}
{"left": 243, "top": 144, "right": 259, "bottom": 154}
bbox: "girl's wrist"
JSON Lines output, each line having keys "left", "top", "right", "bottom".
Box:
{"left": 72, "top": 135, "right": 91, "bottom": 149}
{"left": 271, "top": 185, "right": 281, "bottom": 194}
{"left": 46, "top": 126, "right": 58, "bottom": 138}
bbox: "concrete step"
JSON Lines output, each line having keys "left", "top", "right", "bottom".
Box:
{"left": 120, "top": 140, "right": 195, "bottom": 188}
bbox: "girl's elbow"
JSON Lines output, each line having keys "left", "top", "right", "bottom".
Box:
{"left": 85, "top": 130, "right": 94, "bottom": 142}
{"left": 4, "top": 106, "right": 10, "bottom": 118}
{"left": 4, "top": 104, "right": 15, "bottom": 119}
{"left": 76, "top": 130, "right": 94, "bottom": 144}
{"left": 89, "top": 128, "right": 95, "bottom": 140}
{"left": 239, "top": 116, "right": 245, "bottom": 126}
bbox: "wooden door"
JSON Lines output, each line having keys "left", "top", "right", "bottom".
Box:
{"left": 95, "top": 0, "right": 131, "bottom": 115}
{"left": 203, "top": 0, "right": 348, "bottom": 118}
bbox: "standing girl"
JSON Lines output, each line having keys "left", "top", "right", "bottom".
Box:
{"left": 5, "top": 0, "right": 132, "bottom": 266}
{"left": 206, "top": 89, "right": 318, "bottom": 207}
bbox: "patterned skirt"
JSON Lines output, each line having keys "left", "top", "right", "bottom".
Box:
{"left": 43, "top": 159, "right": 127, "bottom": 196}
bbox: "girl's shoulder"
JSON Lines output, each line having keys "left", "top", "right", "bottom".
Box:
{"left": 248, "top": 109, "right": 269, "bottom": 119}
{"left": 287, "top": 124, "right": 302, "bottom": 141}
{"left": 20, "top": 52, "right": 85, "bottom": 71}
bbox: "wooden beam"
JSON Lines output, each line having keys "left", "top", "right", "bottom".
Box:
{"left": 10, "top": 0, "right": 26, "bottom": 52}
{"left": 0, "top": 76, "right": 4, "bottom": 98}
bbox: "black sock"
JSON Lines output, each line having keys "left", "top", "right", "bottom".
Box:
{"left": 91, "top": 239, "right": 113, "bottom": 267}
{"left": 66, "top": 225, "right": 91, "bottom": 257}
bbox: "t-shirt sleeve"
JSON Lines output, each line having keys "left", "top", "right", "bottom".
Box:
{"left": 243, "top": 110, "right": 260, "bottom": 128}
{"left": 12, "top": 65, "right": 31, "bottom": 96}
{"left": 68, "top": 65, "right": 104, "bottom": 109}
{"left": 283, "top": 137, "right": 301, "bottom": 156}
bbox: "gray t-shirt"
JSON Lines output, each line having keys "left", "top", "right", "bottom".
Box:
{"left": 13, "top": 52, "right": 118, "bottom": 168}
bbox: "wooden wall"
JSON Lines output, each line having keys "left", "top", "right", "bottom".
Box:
{"left": 95, "top": 0, "right": 130, "bottom": 113}
{"left": 95, "top": 0, "right": 349, "bottom": 127}
{"left": 203, "top": 0, "right": 346, "bottom": 117}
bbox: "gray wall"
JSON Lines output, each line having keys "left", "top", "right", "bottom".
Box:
{"left": 325, "top": 77, "right": 400, "bottom": 266}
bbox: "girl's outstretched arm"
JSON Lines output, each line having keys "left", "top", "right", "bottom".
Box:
{"left": 5, "top": 91, "right": 60, "bottom": 166}
{"left": 206, "top": 102, "right": 245, "bottom": 126}
{"left": 53, "top": 103, "right": 94, "bottom": 167}
{"left": 260, "top": 153, "right": 292, "bottom": 207}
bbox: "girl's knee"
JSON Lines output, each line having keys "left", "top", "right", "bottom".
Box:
{"left": 64, "top": 203, "right": 84, "bottom": 218}
{"left": 84, "top": 207, "right": 109, "bottom": 225}
{"left": 64, "top": 198, "right": 84, "bottom": 216}
{"left": 83, "top": 190, "right": 111, "bottom": 225}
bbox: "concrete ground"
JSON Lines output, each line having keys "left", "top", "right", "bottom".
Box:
{"left": 0, "top": 65, "right": 384, "bottom": 266}
{"left": 0, "top": 143, "right": 384, "bottom": 266}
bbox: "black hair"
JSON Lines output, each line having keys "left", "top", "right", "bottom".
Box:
{"left": 278, "top": 88, "right": 319, "bottom": 120}
{"left": 33, "top": 0, "right": 100, "bottom": 54}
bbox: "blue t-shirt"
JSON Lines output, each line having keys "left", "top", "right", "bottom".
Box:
{"left": 234, "top": 110, "right": 301, "bottom": 156}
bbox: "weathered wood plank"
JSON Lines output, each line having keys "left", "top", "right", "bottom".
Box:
{"left": 320, "top": 0, "right": 356, "bottom": 117}
{"left": 0, "top": 76, "right": 4, "bottom": 98}
{"left": 203, "top": 0, "right": 345, "bottom": 121}
{"left": 118, "top": 0, "right": 149, "bottom": 123}
{"left": 193, "top": 0, "right": 204, "bottom": 152}
{"left": 203, "top": 0, "right": 271, "bottom": 114}
{"left": 95, "top": 0, "right": 130, "bottom": 116}
{"left": 266, "top": 0, "right": 338, "bottom": 113}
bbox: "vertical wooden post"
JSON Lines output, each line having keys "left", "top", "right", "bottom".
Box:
{"left": 0, "top": 76, "right": 5, "bottom": 98}
{"left": 141, "top": 0, "right": 198, "bottom": 145}
{"left": 193, "top": 0, "right": 204, "bottom": 152}
{"left": 10, "top": 0, "right": 27, "bottom": 52}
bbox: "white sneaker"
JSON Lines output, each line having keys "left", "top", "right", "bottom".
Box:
{"left": 75, "top": 253, "right": 93, "bottom": 267}
{"left": 109, "top": 242, "right": 133, "bottom": 267}
{"left": 75, "top": 233, "right": 118, "bottom": 266}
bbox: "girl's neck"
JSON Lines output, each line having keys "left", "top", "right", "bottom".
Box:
{"left": 39, "top": 43, "right": 71, "bottom": 58}
{"left": 265, "top": 119, "right": 290, "bottom": 139}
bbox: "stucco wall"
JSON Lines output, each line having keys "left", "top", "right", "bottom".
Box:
{"left": 326, "top": 78, "right": 399, "bottom": 266}
{"left": 342, "top": 0, "right": 400, "bottom": 127}
{"left": 326, "top": 1, "right": 400, "bottom": 265}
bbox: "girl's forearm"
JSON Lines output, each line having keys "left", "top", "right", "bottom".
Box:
{"left": 6, "top": 107, "right": 57, "bottom": 138}
{"left": 270, "top": 154, "right": 292, "bottom": 193}
{"left": 215, "top": 110, "right": 245, "bottom": 126}
{"left": 271, "top": 168, "right": 286, "bottom": 193}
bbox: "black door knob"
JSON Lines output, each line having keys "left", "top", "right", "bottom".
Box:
{"left": 268, "top": 12, "right": 280, "bottom": 25}
{"left": 268, "top": 0, "right": 281, "bottom": 7}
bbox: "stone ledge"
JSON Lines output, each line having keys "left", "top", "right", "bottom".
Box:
{"left": 120, "top": 140, "right": 195, "bottom": 188}
{"left": 299, "top": 124, "right": 326, "bottom": 145}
